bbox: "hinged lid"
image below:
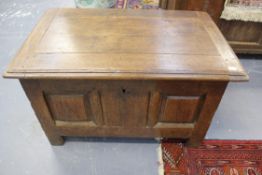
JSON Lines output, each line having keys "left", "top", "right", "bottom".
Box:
{"left": 4, "top": 9, "right": 248, "bottom": 81}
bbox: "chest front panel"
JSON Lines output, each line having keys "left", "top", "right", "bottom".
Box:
{"left": 21, "top": 79, "right": 227, "bottom": 140}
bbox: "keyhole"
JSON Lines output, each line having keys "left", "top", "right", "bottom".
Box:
{"left": 122, "top": 88, "right": 126, "bottom": 93}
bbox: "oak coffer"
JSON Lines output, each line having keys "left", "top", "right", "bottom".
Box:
{"left": 3, "top": 9, "right": 248, "bottom": 146}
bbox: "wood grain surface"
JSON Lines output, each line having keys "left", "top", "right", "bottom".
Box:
{"left": 4, "top": 9, "right": 248, "bottom": 81}
{"left": 20, "top": 79, "right": 227, "bottom": 146}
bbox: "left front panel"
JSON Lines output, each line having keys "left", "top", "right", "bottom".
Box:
{"left": 38, "top": 80, "right": 104, "bottom": 126}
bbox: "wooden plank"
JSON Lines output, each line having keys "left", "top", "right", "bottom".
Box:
{"left": 55, "top": 122, "right": 194, "bottom": 138}
{"left": 46, "top": 16, "right": 205, "bottom": 35}
{"left": 37, "top": 32, "right": 216, "bottom": 55}
{"left": 14, "top": 54, "right": 227, "bottom": 75}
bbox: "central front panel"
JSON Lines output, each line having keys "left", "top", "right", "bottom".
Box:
{"left": 101, "top": 89, "right": 149, "bottom": 127}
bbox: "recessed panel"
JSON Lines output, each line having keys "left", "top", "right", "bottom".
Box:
{"left": 101, "top": 91, "right": 122, "bottom": 126}
{"left": 160, "top": 96, "right": 203, "bottom": 123}
{"left": 101, "top": 89, "right": 149, "bottom": 127}
{"left": 46, "top": 94, "right": 89, "bottom": 121}
{"left": 121, "top": 91, "right": 149, "bottom": 127}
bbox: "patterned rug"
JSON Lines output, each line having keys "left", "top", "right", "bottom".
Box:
{"left": 75, "top": 0, "right": 159, "bottom": 8}
{"left": 162, "top": 140, "right": 262, "bottom": 175}
{"left": 221, "top": 0, "right": 262, "bottom": 22}
{"left": 115, "top": 0, "right": 159, "bottom": 9}
{"left": 229, "top": 0, "right": 262, "bottom": 7}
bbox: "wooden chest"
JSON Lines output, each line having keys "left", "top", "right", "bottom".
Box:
{"left": 3, "top": 9, "right": 248, "bottom": 146}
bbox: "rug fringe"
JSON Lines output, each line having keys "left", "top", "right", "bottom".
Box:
{"left": 220, "top": 0, "right": 262, "bottom": 22}
{"left": 157, "top": 145, "right": 165, "bottom": 175}
{"left": 221, "top": 6, "right": 262, "bottom": 22}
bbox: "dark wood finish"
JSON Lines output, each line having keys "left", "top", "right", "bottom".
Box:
{"left": 160, "top": 0, "right": 225, "bottom": 23}
{"left": 20, "top": 79, "right": 227, "bottom": 147}
{"left": 160, "top": 95, "right": 203, "bottom": 123}
{"left": 160, "top": 0, "right": 262, "bottom": 54}
{"left": 20, "top": 80, "right": 64, "bottom": 145}
{"left": 4, "top": 9, "right": 247, "bottom": 81}
{"left": 46, "top": 94, "right": 88, "bottom": 121}
{"left": 4, "top": 9, "right": 248, "bottom": 146}
{"left": 219, "top": 20, "right": 262, "bottom": 54}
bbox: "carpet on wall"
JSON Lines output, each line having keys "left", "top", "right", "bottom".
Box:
{"left": 162, "top": 140, "right": 262, "bottom": 175}
{"left": 221, "top": 0, "right": 262, "bottom": 22}
{"left": 115, "top": 0, "right": 159, "bottom": 9}
{"left": 75, "top": 0, "right": 159, "bottom": 8}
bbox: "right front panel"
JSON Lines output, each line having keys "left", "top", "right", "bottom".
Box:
{"left": 148, "top": 81, "right": 227, "bottom": 138}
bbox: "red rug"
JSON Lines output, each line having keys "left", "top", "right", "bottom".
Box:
{"left": 161, "top": 140, "right": 262, "bottom": 175}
